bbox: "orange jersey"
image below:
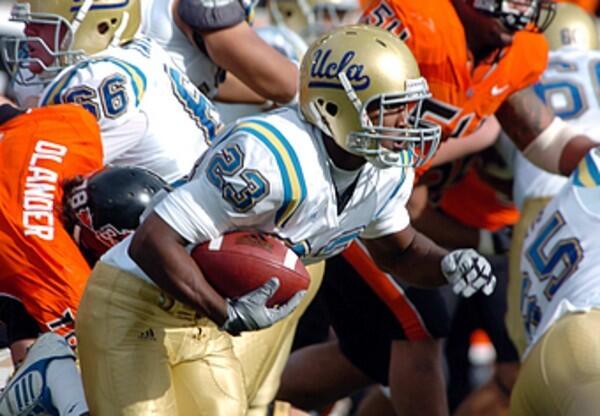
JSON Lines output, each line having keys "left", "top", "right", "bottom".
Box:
{"left": 438, "top": 167, "right": 519, "bottom": 231}
{"left": 0, "top": 104, "right": 103, "bottom": 345}
{"left": 361, "top": 0, "right": 548, "bottom": 140}
{"left": 558, "top": 0, "right": 599, "bottom": 14}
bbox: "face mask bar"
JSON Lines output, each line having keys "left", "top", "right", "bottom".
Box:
{"left": 473, "top": 0, "right": 556, "bottom": 32}
{"left": 339, "top": 72, "right": 441, "bottom": 169}
{"left": 1, "top": 1, "right": 93, "bottom": 85}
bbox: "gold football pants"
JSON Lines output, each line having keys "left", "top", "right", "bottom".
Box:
{"left": 233, "top": 261, "right": 325, "bottom": 415}
{"left": 506, "top": 197, "right": 551, "bottom": 356}
{"left": 510, "top": 310, "right": 600, "bottom": 416}
{"left": 76, "top": 262, "right": 247, "bottom": 416}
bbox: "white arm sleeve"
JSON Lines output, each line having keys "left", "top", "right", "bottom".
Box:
{"left": 361, "top": 169, "right": 415, "bottom": 239}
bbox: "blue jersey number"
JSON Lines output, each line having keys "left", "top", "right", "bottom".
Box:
{"left": 521, "top": 211, "right": 584, "bottom": 333}
{"left": 207, "top": 144, "right": 269, "bottom": 212}
{"left": 165, "top": 65, "right": 220, "bottom": 141}
{"left": 533, "top": 59, "right": 600, "bottom": 119}
{"left": 63, "top": 73, "right": 128, "bottom": 120}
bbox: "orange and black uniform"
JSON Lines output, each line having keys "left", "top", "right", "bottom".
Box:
{"left": 0, "top": 104, "right": 102, "bottom": 346}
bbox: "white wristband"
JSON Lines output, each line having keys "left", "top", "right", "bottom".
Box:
{"left": 522, "top": 117, "right": 580, "bottom": 174}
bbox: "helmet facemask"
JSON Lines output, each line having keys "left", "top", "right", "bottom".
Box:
{"left": 339, "top": 73, "right": 441, "bottom": 169}
{"left": 472, "top": 0, "right": 556, "bottom": 32}
{"left": 1, "top": 2, "right": 91, "bottom": 85}
{"left": 1, "top": 0, "right": 137, "bottom": 85}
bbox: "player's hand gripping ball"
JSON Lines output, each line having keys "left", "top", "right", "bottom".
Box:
{"left": 191, "top": 231, "right": 310, "bottom": 307}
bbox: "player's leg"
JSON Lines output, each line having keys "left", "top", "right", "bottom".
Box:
{"left": 388, "top": 338, "right": 448, "bottom": 415}
{"left": 279, "top": 243, "right": 451, "bottom": 415}
{"left": 0, "top": 296, "right": 40, "bottom": 365}
{"left": 336, "top": 243, "right": 450, "bottom": 416}
{"left": 277, "top": 340, "right": 374, "bottom": 411}
{"left": 77, "top": 262, "right": 247, "bottom": 415}
{"left": 355, "top": 386, "right": 396, "bottom": 416}
{"left": 0, "top": 332, "right": 88, "bottom": 416}
{"left": 450, "top": 255, "right": 520, "bottom": 416}
{"left": 232, "top": 261, "right": 325, "bottom": 415}
{"left": 510, "top": 310, "right": 600, "bottom": 416}
{"left": 170, "top": 319, "right": 247, "bottom": 416}
{"left": 0, "top": 294, "right": 89, "bottom": 416}
{"left": 76, "top": 264, "right": 179, "bottom": 415}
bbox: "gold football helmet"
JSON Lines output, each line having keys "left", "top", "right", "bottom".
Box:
{"left": 300, "top": 24, "right": 441, "bottom": 169}
{"left": 543, "top": 3, "right": 599, "bottom": 50}
{"left": 268, "top": 0, "right": 359, "bottom": 41}
{"left": 2, "top": 0, "right": 140, "bottom": 84}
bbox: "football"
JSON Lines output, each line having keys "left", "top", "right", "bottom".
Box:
{"left": 191, "top": 231, "right": 310, "bottom": 307}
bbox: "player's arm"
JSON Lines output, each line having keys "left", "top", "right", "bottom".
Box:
{"left": 364, "top": 228, "right": 495, "bottom": 297}
{"left": 360, "top": 171, "right": 495, "bottom": 297}
{"left": 429, "top": 117, "right": 501, "bottom": 167}
{"left": 129, "top": 213, "right": 229, "bottom": 324}
{"left": 362, "top": 226, "right": 446, "bottom": 287}
{"left": 216, "top": 71, "right": 268, "bottom": 104}
{"left": 176, "top": 0, "right": 298, "bottom": 104}
{"left": 130, "top": 131, "right": 303, "bottom": 332}
{"left": 495, "top": 86, "right": 596, "bottom": 175}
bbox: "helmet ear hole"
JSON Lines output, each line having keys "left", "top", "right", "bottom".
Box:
{"left": 111, "top": 18, "right": 118, "bottom": 25}
{"left": 325, "top": 102, "right": 338, "bottom": 116}
{"left": 98, "top": 22, "right": 110, "bottom": 35}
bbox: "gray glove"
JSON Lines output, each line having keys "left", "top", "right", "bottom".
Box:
{"left": 221, "top": 277, "right": 306, "bottom": 336}
{"left": 441, "top": 249, "right": 496, "bottom": 297}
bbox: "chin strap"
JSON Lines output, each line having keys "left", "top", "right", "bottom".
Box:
{"left": 338, "top": 71, "right": 370, "bottom": 128}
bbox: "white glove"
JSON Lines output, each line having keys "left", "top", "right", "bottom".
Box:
{"left": 441, "top": 249, "right": 496, "bottom": 297}
{"left": 221, "top": 277, "right": 306, "bottom": 336}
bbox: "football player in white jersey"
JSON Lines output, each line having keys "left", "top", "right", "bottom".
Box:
{"left": 75, "top": 25, "right": 496, "bottom": 416}
{"left": 268, "top": 0, "right": 361, "bottom": 42}
{"left": 2, "top": 0, "right": 221, "bottom": 184}
{"left": 506, "top": 2, "right": 600, "bottom": 357}
{"left": 140, "top": 0, "right": 299, "bottom": 105}
{"left": 510, "top": 147, "right": 600, "bottom": 415}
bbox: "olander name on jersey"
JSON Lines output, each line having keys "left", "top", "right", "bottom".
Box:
{"left": 23, "top": 140, "right": 67, "bottom": 241}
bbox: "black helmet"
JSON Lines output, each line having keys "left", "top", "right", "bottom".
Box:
{"left": 62, "top": 166, "right": 170, "bottom": 264}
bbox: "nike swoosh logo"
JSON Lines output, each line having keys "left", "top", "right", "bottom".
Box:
{"left": 491, "top": 84, "right": 509, "bottom": 96}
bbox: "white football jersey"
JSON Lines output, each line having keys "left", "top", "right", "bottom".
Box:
{"left": 513, "top": 47, "right": 600, "bottom": 209}
{"left": 102, "top": 107, "right": 414, "bottom": 285}
{"left": 140, "top": 0, "right": 224, "bottom": 98}
{"left": 519, "top": 148, "right": 600, "bottom": 357}
{"left": 38, "top": 37, "right": 221, "bottom": 184}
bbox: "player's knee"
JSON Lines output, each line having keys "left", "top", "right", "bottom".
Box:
{"left": 389, "top": 339, "right": 446, "bottom": 386}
